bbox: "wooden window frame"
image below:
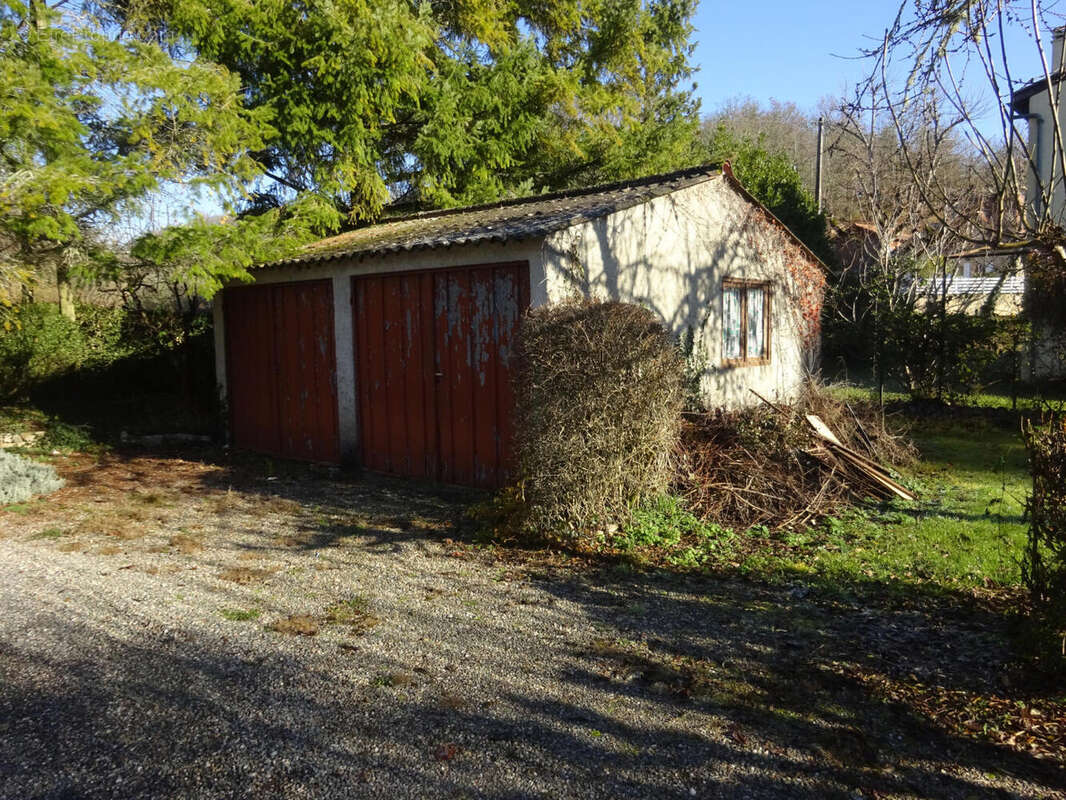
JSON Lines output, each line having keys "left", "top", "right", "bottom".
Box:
{"left": 722, "top": 278, "right": 772, "bottom": 367}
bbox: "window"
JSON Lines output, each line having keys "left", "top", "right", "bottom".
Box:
{"left": 722, "top": 279, "right": 771, "bottom": 365}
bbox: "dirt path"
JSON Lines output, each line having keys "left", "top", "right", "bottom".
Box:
{"left": 0, "top": 451, "right": 1061, "bottom": 799}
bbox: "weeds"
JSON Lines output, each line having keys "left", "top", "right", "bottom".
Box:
{"left": 220, "top": 608, "right": 261, "bottom": 622}
{"left": 324, "top": 595, "right": 382, "bottom": 634}
{"left": 31, "top": 527, "right": 67, "bottom": 540}
{"left": 39, "top": 419, "right": 96, "bottom": 453}
{"left": 371, "top": 672, "right": 413, "bottom": 688}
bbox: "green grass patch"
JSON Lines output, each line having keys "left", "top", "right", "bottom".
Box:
{"left": 30, "top": 527, "right": 67, "bottom": 540}
{"left": 829, "top": 380, "right": 1066, "bottom": 412}
{"left": 600, "top": 415, "right": 1030, "bottom": 595}
{"left": 808, "top": 417, "right": 1027, "bottom": 590}
{"left": 219, "top": 608, "right": 261, "bottom": 622}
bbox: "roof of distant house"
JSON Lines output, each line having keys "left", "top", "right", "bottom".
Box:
{"left": 1010, "top": 70, "right": 1065, "bottom": 114}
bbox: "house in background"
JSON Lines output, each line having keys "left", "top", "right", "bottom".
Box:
{"left": 1009, "top": 26, "right": 1066, "bottom": 380}
{"left": 1010, "top": 26, "right": 1066, "bottom": 225}
{"left": 215, "top": 165, "right": 824, "bottom": 486}
{"left": 920, "top": 256, "right": 1027, "bottom": 316}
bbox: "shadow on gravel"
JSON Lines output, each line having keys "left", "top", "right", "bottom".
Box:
{"left": 3, "top": 575, "right": 1065, "bottom": 800}
{"left": 58, "top": 444, "right": 479, "bottom": 553}
{"left": 18, "top": 446, "right": 1064, "bottom": 798}
{"left": 535, "top": 570, "right": 1066, "bottom": 798}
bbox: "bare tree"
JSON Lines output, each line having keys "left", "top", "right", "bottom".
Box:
{"left": 702, "top": 98, "right": 820, "bottom": 186}
{"left": 824, "top": 77, "right": 987, "bottom": 400}
{"left": 866, "top": 1, "right": 1066, "bottom": 263}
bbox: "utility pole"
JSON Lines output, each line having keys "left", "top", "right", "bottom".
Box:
{"left": 815, "top": 116, "right": 825, "bottom": 214}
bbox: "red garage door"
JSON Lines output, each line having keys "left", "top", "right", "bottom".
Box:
{"left": 353, "top": 262, "right": 529, "bottom": 488}
{"left": 224, "top": 280, "right": 340, "bottom": 463}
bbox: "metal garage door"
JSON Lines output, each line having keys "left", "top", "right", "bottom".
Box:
{"left": 353, "top": 262, "right": 529, "bottom": 488}
{"left": 223, "top": 280, "right": 340, "bottom": 463}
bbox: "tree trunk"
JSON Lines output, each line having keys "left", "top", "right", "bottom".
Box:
{"left": 57, "top": 265, "right": 75, "bottom": 321}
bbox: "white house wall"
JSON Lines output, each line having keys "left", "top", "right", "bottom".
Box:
{"left": 1020, "top": 89, "right": 1066, "bottom": 225}
{"left": 539, "top": 176, "right": 817, "bottom": 408}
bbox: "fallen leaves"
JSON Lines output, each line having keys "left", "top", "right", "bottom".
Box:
{"left": 848, "top": 668, "right": 1066, "bottom": 763}
{"left": 434, "top": 742, "right": 460, "bottom": 761}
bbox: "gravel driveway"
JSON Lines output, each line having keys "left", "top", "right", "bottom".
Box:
{"left": 0, "top": 450, "right": 1062, "bottom": 799}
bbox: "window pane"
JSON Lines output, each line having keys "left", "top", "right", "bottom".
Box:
{"left": 747, "top": 288, "right": 765, "bottom": 359}
{"left": 723, "top": 287, "right": 742, "bottom": 359}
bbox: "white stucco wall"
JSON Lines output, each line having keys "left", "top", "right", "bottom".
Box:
{"left": 1019, "top": 88, "right": 1066, "bottom": 225}
{"left": 538, "top": 175, "right": 821, "bottom": 408}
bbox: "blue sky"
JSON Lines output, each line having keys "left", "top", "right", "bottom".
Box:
{"left": 689, "top": 0, "right": 1054, "bottom": 116}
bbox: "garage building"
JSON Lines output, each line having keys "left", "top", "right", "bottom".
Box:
{"left": 214, "top": 164, "right": 825, "bottom": 488}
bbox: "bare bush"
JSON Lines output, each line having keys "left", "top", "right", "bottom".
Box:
{"left": 1022, "top": 415, "right": 1066, "bottom": 664}
{"left": 514, "top": 300, "right": 684, "bottom": 539}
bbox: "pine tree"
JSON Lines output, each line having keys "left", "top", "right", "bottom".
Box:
{"left": 0, "top": 0, "right": 278, "bottom": 316}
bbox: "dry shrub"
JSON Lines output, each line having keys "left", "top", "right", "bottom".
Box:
{"left": 169, "top": 534, "right": 202, "bottom": 554}
{"left": 677, "top": 381, "right": 915, "bottom": 531}
{"left": 75, "top": 512, "right": 145, "bottom": 540}
{"left": 207, "top": 489, "right": 243, "bottom": 515}
{"left": 514, "top": 300, "right": 684, "bottom": 538}
{"left": 1022, "top": 415, "right": 1066, "bottom": 664}
{"left": 266, "top": 615, "right": 319, "bottom": 636}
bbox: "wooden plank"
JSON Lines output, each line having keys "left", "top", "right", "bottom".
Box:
{"left": 400, "top": 274, "right": 427, "bottom": 479}
{"left": 354, "top": 278, "right": 373, "bottom": 469}
{"left": 383, "top": 274, "right": 409, "bottom": 475}
{"left": 448, "top": 270, "right": 475, "bottom": 485}
{"left": 494, "top": 265, "right": 521, "bottom": 485}
{"left": 471, "top": 267, "right": 499, "bottom": 488}
{"left": 805, "top": 414, "right": 843, "bottom": 447}
{"left": 364, "top": 276, "right": 390, "bottom": 472}
{"left": 434, "top": 272, "right": 455, "bottom": 483}
{"left": 225, "top": 281, "right": 338, "bottom": 463}
{"left": 420, "top": 272, "right": 439, "bottom": 479}
{"left": 806, "top": 414, "right": 915, "bottom": 501}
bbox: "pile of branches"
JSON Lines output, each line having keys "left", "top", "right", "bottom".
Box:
{"left": 676, "top": 382, "right": 916, "bottom": 531}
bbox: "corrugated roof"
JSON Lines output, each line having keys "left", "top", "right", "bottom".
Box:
{"left": 264, "top": 165, "right": 723, "bottom": 268}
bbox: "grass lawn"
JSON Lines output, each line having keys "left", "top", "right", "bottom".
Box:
{"left": 807, "top": 416, "right": 1028, "bottom": 592}
{"left": 599, "top": 409, "right": 1033, "bottom": 601}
